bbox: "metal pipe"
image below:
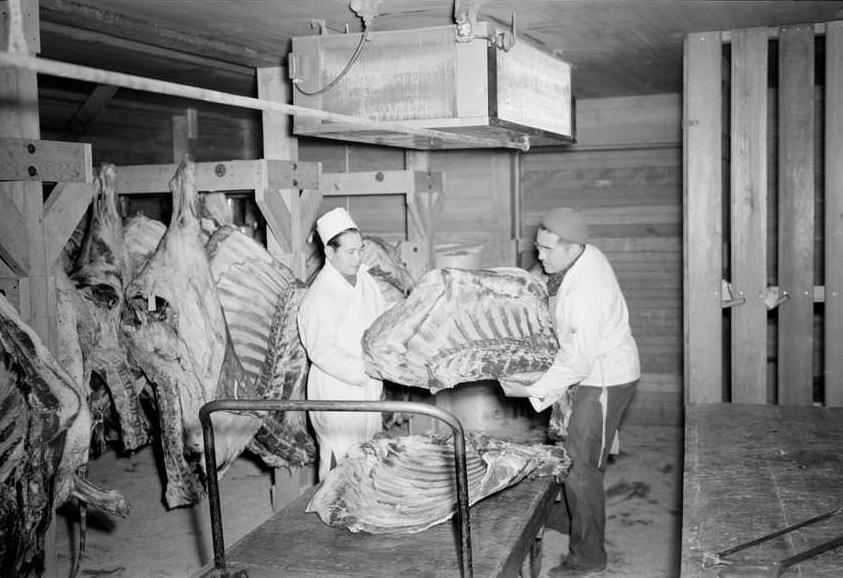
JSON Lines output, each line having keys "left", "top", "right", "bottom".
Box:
{"left": 0, "top": 50, "right": 529, "bottom": 152}
{"left": 198, "top": 399, "right": 474, "bottom": 578}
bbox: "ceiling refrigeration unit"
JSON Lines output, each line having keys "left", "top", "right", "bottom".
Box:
{"left": 288, "top": 22, "right": 575, "bottom": 150}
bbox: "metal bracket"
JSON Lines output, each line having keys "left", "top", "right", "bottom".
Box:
{"left": 454, "top": 0, "right": 480, "bottom": 42}
{"left": 720, "top": 279, "right": 745, "bottom": 309}
{"left": 762, "top": 286, "right": 790, "bottom": 310}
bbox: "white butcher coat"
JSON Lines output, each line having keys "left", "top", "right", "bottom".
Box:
{"left": 526, "top": 244, "right": 640, "bottom": 412}
{"left": 297, "top": 259, "right": 387, "bottom": 480}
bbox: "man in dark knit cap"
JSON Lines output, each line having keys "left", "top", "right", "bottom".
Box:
{"left": 526, "top": 207, "right": 640, "bottom": 576}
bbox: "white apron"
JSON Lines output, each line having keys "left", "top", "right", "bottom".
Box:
{"left": 297, "top": 261, "right": 386, "bottom": 480}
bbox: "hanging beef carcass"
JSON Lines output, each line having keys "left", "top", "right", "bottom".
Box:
{"left": 0, "top": 293, "right": 75, "bottom": 574}
{"left": 361, "top": 236, "right": 415, "bottom": 306}
{"left": 207, "top": 225, "right": 315, "bottom": 468}
{"left": 362, "top": 267, "right": 558, "bottom": 393}
{"left": 123, "top": 159, "right": 262, "bottom": 508}
{"left": 307, "top": 433, "right": 571, "bottom": 534}
{"left": 0, "top": 290, "right": 129, "bottom": 577}
{"left": 71, "top": 164, "right": 150, "bottom": 451}
{"left": 123, "top": 212, "right": 166, "bottom": 285}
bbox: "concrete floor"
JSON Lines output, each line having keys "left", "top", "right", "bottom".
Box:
{"left": 54, "top": 424, "right": 683, "bottom": 578}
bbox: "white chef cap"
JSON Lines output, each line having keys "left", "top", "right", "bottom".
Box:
{"left": 316, "top": 207, "right": 358, "bottom": 244}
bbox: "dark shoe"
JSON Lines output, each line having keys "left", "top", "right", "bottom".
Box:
{"left": 547, "top": 557, "right": 606, "bottom": 577}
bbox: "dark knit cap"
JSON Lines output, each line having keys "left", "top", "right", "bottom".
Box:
{"left": 540, "top": 207, "right": 589, "bottom": 244}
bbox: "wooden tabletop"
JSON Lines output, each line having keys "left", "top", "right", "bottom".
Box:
{"left": 682, "top": 403, "right": 843, "bottom": 576}
{"left": 207, "top": 476, "right": 559, "bottom": 577}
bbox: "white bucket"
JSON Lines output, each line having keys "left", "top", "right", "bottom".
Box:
{"left": 434, "top": 244, "right": 484, "bottom": 269}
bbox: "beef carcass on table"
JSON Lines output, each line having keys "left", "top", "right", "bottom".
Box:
{"left": 362, "top": 267, "right": 558, "bottom": 393}
{"left": 307, "top": 433, "right": 571, "bottom": 534}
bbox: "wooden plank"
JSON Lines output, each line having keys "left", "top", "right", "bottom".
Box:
{"left": 38, "top": 0, "right": 279, "bottom": 68}
{"left": 2, "top": 5, "right": 58, "bottom": 574}
{"left": 265, "top": 159, "right": 319, "bottom": 191}
{"left": 574, "top": 94, "right": 682, "bottom": 148}
{"left": 730, "top": 28, "right": 769, "bottom": 404}
{"left": 258, "top": 66, "right": 297, "bottom": 160}
{"left": 0, "top": 137, "right": 92, "bottom": 182}
{"left": 43, "top": 182, "right": 92, "bottom": 268}
{"left": 114, "top": 159, "right": 314, "bottom": 194}
{"left": 58, "top": 84, "right": 118, "bottom": 141}
{"left": 683, "top": 31, "right": 723, "bottom": 403}
{"left": 171, "top": 114, "right": 191, "bottom": 162}
{"left": 0, "top": 188, "right": 28, "bottom": 275}
{"left": 778, "top": 25, "right": 815, "bottom": 405}
{"left": 321, "top": 170, "right": 420, "bottom": 196}
{"left": 254, "top": 186, "right": 293, "bottom": 254}
{"left": 826, "top": 21, "right": 843, "bottom": 407}
{"left": 214, "top": 478, "right": 559, "bottom": 578}
{"left": 0, "top": 0, "right": 40, "bottom": 53}
{"left": 257, "top": 66, "right": 316, "bottom": 504}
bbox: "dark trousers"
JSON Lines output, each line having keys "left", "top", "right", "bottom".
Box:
{"left": 562, "top": 381, "right": 637, "bottom": 568}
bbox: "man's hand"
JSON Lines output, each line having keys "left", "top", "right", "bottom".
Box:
{"left": 498, "top": 371, "right": 546, "bottom": 398}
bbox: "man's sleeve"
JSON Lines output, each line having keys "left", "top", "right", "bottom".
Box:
{"left": 525, "top": 292, "right": 605, "bottom": 411}
{"left": 298, "top": 302, "right": 369, "bottom": 386}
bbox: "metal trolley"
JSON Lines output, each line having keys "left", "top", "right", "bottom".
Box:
{"left": 199, "top": 400, "right": 474, "bottom": 578}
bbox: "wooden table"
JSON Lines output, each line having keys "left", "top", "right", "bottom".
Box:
{"left": 200, "top": 477, "right": 559, "bottom": 578}
{"left": 682, "top": 403, "right": 843, "bottom": 576}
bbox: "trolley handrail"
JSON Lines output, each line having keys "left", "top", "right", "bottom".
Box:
{"left": 199, "top": 399, "right": 474, "bottom": 578}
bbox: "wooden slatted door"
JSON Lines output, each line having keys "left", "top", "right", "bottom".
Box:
{"left": 684, "top": 21, "right": 843, "bottom": 406}
{"left": 730, "top": 28, "right": 769, "bottom": 403}
{"left": 778, "top": 26, "right": 816, "bottom": 405}
{"left": 826, "top": 22, "right": 843, "bottom": 407}
{"left": 684, "top": 32, "right": 724, "bottom": 403}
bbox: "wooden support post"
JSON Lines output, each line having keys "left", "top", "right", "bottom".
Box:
{"left": 257, "top": 65, "right": 319, "bottom": 504}
{"left": 171, "top": 107, "right": 197, "bottom": 162}
{"left": 730, "top": 28, "right": 769, "bottom": 404}
{"left": 58, "top": 84, "right": 118, "bottom": 141}
{"left": 778, "top": 25, "right": 815, "bottom": 405}
{"left": 1, "top": 3, "right": 59, "bottom": 574}
{"left": 683, "top": 31, "right": 723, "bottom": 403}
{"left": 258, "top": 67, "right": 298, "bottom": 265}
{"left": 404, "top": 151, "right": 444, "bottom": 435}
{"left": 825, "top": 22, "right": 843, "bottom": 407}
{"left": 404, "top": 151, "right": 442, "bottom": 272}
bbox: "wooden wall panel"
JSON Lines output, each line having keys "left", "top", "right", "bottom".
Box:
{"left": 683, "top": 32, "right": 723, "bottom": 403}
{"left": 299, "top": 140, "right": 407, "bottom": 242}
{"left": 777, "top": 26, "right": 815, "bottom": 405}
{"left": 429, "top": 149, "right": 515, "bottom": 267}
{"left": 38, "top": 89, "right": 262, "bottom": 165}
{"left": 730, "top": 28, "right": 768, "bottom": 404}
{"left": 298, "top": 142, "right": 515, "bottom": 268}
{"left": 826, "top": 21, "right": 843, "bottom": 407}
{"left": 575, "top": 94, "right": 681, "bottom": 149}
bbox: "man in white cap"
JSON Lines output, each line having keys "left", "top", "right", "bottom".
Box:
{"left": 526, "top": 207, "right": 640, "bottom": 576}
{"left": 297, "top": 207, "right": 388, "bottom": 480}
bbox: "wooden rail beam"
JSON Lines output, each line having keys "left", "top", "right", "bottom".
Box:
{"left": 0, "top": 137, "right": 92, "bottom": 182}
{"left": 114, "top": 159, "right": 318, "bottom": 194}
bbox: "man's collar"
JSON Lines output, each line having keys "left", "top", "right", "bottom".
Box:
{"left": 547, "top": 244, "right": 586, "bottom": 297}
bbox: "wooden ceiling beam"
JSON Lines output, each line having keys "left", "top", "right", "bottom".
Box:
{"left": 58, "top": 84, "right": 118, "bottom": 140}
{"left": 40, "top": 21, "right": 256, "bottom": 78}
{"left": 39, "top": 0, "right": 282, "bottom": 68}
